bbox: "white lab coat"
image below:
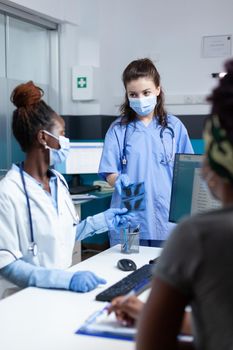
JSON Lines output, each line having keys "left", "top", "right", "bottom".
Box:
{"left": 0, "top": 166, "right": 78, "bottom": 298}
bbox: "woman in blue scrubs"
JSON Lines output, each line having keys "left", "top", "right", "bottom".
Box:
{"left": 99, "top": 58, "right": 193, "bottom": 247}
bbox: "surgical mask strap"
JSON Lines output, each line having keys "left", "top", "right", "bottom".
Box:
{"left": 43, "top": 130, "right": 59, "bottom": 142}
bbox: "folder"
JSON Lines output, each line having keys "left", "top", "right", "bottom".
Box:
{"left": 75, "top": 304, "right": 136, "bottom": 341}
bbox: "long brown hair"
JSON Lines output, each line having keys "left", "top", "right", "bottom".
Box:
{"left": 120, "top": 58, "right": 167, "bottom": 126}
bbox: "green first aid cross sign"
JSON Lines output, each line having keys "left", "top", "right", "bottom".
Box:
{"left": 77, "top": 77, "right": 87, "bottom": 88}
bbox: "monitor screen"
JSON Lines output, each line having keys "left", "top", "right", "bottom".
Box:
{"left": 169, "top": 153, "right": 221, "bottom": 223}
{"left": 55, "top": 141, "right": 104, "bottom": 174}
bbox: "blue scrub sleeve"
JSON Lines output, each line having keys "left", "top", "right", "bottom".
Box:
{"left": 177, "top": 123, "right": 194, "bottom": 153}
{"left": 0, "top": 259, "right": 73, "bottom": 290}
{"left": 98, "top": 125, "right": 122, "bottom": 179}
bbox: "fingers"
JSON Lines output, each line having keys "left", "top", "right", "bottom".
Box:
{"left": 85, "top": 273, "right": 106, "bottom": 290}
{"left": 110, "top": 296, "right": 143, "bottom": 320}
{"left": 115, "top": 176, "right": 123, "bottom": 195}
{"left": 112, "top": 207, "right": 128, "bottom": 214}
{"left": 108, "top": 296, "right": 126, "bottom": 314}
{"left": 95, "top": 276, "right": 107, "bottom": 285}
{"left": 121, "top": 174, "right": 130, "bottom": 187}
{"left": 72, "top": 271, "right": 107, "bottom": 293}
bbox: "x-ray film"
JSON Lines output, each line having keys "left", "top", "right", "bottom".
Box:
{"left": 121, "top": 182, "right": 145, "bottom": 212}
{"left": 121, "top": 182, "right": 145, "bottom": 200}
{"left": 122, "top": 195, "right": 145, "bottom": 212}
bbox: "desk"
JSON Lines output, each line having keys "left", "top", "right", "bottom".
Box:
{"left": 0, "top": 245, "right": 161, "bottom": 350}
{"left": 72, "top": 192, "right": 112, "bottom": 264}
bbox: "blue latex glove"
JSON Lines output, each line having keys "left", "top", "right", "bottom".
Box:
{"left": 69, "top": 271, "right": 106, "bottom": 293}
{"left": 115, "top": 174, "right": 130, "bottom": 195}
{"left": 104, "top": 208, "right": 135, "bottom": 230}
{"left": 0, "top": 259, "right": 74, "bottom": 290}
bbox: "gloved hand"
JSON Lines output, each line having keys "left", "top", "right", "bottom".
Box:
{"left": 69, "top": 271, "right": 107, "bottom": 293}
{"left": 104, "top": 208, "right": 135, "bottom": 230}
{"left": 115, "top": 174, "right": 130, "bottom": 195}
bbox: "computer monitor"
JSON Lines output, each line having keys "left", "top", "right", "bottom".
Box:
{"left": 169, "top": 153, "right": 221, "bottom": 223}
{"left": 55, "top": 141, "right": 104, "bottom": 174}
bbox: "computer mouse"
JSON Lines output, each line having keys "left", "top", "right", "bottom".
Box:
{"left": 117, "top": 258, "right": 137, "bottom": 271}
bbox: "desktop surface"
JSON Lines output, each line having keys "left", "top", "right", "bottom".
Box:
{"left": 0, "top": 245, "right": 160, "bottom": 350}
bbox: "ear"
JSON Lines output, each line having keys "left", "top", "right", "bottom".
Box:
{"left": 156, "top": 86, "right": 161, "bottom": 96}
{"left": 37, "top": 130, "right": 47, "bottom": 148}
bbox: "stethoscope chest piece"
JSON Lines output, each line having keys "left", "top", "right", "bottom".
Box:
{"left": 28, "top": 242, "right": 38, "bottom": 257}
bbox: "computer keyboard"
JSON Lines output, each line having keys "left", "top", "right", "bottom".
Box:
{"left": 95, "top": 263, "right": 154, "bottom": 302}
{"left": 69, "top": 184, "right": 100, "bottom": 195}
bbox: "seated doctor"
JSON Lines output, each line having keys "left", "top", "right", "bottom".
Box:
{"left": 0, "top": 81, "right": 132, "bottom": 299}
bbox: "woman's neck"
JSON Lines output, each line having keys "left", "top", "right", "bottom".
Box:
{"left": 23, "top": 149, "right": 49, "bottom": 183}
{"left": 138, "top": 113, "right": 154, "bottom": 125}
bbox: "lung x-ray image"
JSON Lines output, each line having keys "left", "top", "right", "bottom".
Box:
{"left": 121, "top": 182, "right": 145, "bottom": 212}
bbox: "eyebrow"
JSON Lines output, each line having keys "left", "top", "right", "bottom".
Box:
{"left": 128, "top": 88, "right": 151, "bottom": 94}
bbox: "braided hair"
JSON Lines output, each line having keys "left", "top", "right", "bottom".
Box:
{"left": 120, "top": 58, "right": 167, "bottom": 126}
{"left": 11, "top": 81, "right": 56, "bottom": 152}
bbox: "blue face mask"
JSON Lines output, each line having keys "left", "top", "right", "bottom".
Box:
{"left": 43, "top": 130, "right": 70, "bottom": 166}
{"left": 129, "top": 95, "right": 157, "bottom": 117}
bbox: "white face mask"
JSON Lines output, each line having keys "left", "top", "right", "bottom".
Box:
{"left": 43, "top": 130, "right": 70, "bottom": 166}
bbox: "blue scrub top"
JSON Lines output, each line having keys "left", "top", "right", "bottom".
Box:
{"left": 99, "top": 115, "right": 194, "bottom": 245}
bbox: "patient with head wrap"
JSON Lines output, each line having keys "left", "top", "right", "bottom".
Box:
{"left": 110, "top": 58, "right": 233, "bottom": 350}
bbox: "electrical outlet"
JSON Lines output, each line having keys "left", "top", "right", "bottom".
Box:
{"left": 184, "top": 95, "right": 194, "bottom": 104}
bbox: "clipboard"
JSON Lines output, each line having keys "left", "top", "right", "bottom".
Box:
{"left": 75, "top": 304, "right": 136, "bottom": 341}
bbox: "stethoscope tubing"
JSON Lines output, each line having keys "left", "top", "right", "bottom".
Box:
{"left": 19, "top": 163, "right": 37, "bottom": 256}
{"left": 121, "top": 124, "right": 175, "bottom": 169}
{"left": 19, "top": 164, "right": 77, "bottom": 257}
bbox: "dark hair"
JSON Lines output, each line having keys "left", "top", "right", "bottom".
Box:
{"left": 11, "top": 81, "right": 57, "bottom": 152}
{"left": 207, "top": 59, "right": 233, "bottom": 143}
{"left": 120, "top": 58, "right": 167, "bottom": 126}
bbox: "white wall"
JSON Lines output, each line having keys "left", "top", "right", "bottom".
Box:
{"left": 9, "top": 0, "right": 77, "bottom": 23}
{"left": 59, "top": 0, "right": 101, "bottom": 115}
{"left": 97, "top": 0, "right": 233, "bottom": 115}
{"left": 6, "top": 0, "right": 233, "bottom": 116}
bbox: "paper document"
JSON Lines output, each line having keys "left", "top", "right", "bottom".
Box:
{"left": 71, "top": 194, "right": 97, "bottom": 200}
{"left": 76, "top": 302, "right": 194, "bottom": 342}
{"left": 191, "top": 168, "right": 221, "bottom": 214}
{"left": 76, "top": 304, "right": 136, "bottom": 341}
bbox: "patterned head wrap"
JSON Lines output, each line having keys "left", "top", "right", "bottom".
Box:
{"left": 203, "top": 114, "right": 233, "bottom": 183}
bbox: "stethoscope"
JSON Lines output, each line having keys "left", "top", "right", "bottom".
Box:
{"left": 19, "top": 163, "right": 38, "bottom": 256}
{"left": 18, "top": 163, "right": 78, "bottom": 257}
{"left": 121, "top": 124, "right": 175, "bottom": 170}
{"left": 159, "top": 126, "right": 175, "bottom": 164}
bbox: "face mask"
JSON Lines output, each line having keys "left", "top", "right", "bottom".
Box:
{"left": 43, "top": 130, "right": 70, "bottom": 166}
{"left": 129, "top": 95, "right": 157, "bottom": 117}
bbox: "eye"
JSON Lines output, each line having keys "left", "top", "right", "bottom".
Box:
{"left": 143, "top": 90, "right": 151, "bottom": 96}
{"left": 128, "top": 93, "right": 137, "bottom": 98}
